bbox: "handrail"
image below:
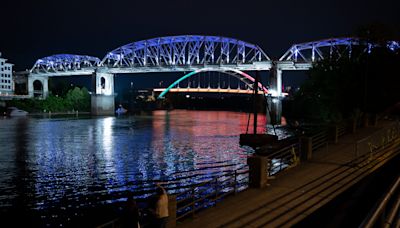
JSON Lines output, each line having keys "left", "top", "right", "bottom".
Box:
{"left": 310, "top": 128, "right": 328, "bottom": 152}
{"left": 94, "top": 164, "right": 248, "bottom": 228}
{"left": 96, "top": 218, "right": 119, "bottom": 228}
{"left": 268, "top": 143, "right": 300, "bottom": 176}
{"left": 175, "top": 168, "right": 249, "bottom": 220}
{"left": 384, "top": 191, "right": 400, "bottom": 228}
{"left": 359, "top": 175, "right": 400, "bottom": 228}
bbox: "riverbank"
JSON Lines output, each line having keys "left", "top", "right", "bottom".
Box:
{"left": 28, "top": 111, "right": 91, "bottom": 117}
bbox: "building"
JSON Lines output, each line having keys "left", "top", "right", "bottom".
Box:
{"left": 0, "top": 52, "right": 14, "bottom": 95}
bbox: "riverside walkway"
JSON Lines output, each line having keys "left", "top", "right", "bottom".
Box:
{"left": 177, "top": 120, "right": 400, "bottom": 228}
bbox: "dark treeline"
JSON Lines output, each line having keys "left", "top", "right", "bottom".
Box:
{"left": 285, "top": 25, "right": 400, "bottom": 123}
{"left": 7, "top": 86, "right": 91, "bottom": 113}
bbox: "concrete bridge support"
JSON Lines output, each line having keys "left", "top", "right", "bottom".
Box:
{"left": 268, "top": 66, "right": 282, "bottom": 125}
{"left": 247, "top": 155, "right": 269, "bottom": 188}
{"left": 28, "top": 75, "right": 49, "bottom": 98}
{"left": 91, "top": 72, "right": 115, "bottom": 115}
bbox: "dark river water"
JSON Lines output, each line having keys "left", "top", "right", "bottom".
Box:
{"left": 0, "top": 110, "right": 272, "bottom": 227}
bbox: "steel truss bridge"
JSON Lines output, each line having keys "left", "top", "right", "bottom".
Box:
{"left": 27, "top": 35, "right": 399, "bottom": 115}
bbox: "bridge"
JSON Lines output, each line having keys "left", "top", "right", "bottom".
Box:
{"left": 27, "top": 35, "right": 399, "bottom": 119}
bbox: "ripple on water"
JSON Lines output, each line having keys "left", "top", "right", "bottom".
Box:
{"left": 0, "top": 110, "right": 290, "bottom": 226}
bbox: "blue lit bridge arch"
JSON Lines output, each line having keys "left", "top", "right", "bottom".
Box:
{"left": 101, "top": 35, "right": 270, "bottom": 68}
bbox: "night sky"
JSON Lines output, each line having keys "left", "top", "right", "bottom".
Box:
{"left": 1, "top": 0, "right": 399, "bottom": 90}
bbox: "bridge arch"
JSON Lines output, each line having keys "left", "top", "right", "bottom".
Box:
{"left": 157, "top": 68, "right": 268, "bottom": 99}
{"left": 101, "top": 35, "right": 270, "bottom": 67}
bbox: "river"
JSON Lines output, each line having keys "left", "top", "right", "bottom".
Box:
{"left": 0, "top": 110, "right": 274, "bottom": 227}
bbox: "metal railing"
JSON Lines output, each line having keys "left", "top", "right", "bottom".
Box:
{"left": 267, "top": 143, "right": 300, "bottom": 176}
{"left": 94, "top": 163, "right": 248, "bottom": 228}
{"left": 355, "top": 122, "right": 400, "bottom": 158}
{"left": 311, "top": 128, "right": 329, "bottom": 152}
{"left": 96, "top": 218, "right": 120, "bottom": 228}
{"left": 337, "top": 123, "right": 347, "bottom": 137}
{"left": 359, "top": 175, "right": 400, "bottom": 228}
{"left": 175, "top": 168, "right": 249, "bottom": 220}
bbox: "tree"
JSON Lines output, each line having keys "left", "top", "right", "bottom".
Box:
{"left": 65, "top": 87, "right": 90, "bottom": 111}
{"left": 293, "top": 39, "right": 400, "bottom": 123}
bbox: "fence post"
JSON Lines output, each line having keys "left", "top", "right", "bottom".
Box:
{"left": 348, "top": 118, "right": 357, "bottom": 133}
{"left": 362, "top": 114, "right": 370, "bottom": 128}
{"left": 214, "top": 177, "right": 218, "bottom": 205}
{"left": 370, "top": 113, "right": 378, "bottom": 127}
{"left": 247, "top": 155, "right": 268, "bottom": 188}
{"left": 300, "top": 136, "right": 312, "bottom": 161}
{"left": 355, "top": 142, "right": 359, "bottom": 158}
{"left": 167, "top": 195, "right": 177, "bottom": 228}
{"left": 191, "top": 188, "right": 195, "bottom": 217}
{"left": 234, "top": 170, "right": 237, "bottom": 194}
{"left": 329, "top": 125, "right": 339, "bottom": 144}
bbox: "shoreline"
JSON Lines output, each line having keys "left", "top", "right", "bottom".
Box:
{"left": 28, "top": 111, "right": 91, "bottom": 117}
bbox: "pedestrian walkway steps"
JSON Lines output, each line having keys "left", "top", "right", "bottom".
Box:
{"left": 177, "top": 121, "right": 400, "bottom": 228}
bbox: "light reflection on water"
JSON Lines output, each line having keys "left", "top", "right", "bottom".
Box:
{"left": 0, "top": 110, "right": 266, "bottom": 224}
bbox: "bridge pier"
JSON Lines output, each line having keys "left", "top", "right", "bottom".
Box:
{"left": 91, "top": 72, "right": 115, "bottom": 115}
{"left": 268, "top": 66, "right": 283, "bottom": 125}
{"left": 267, "top": 96, "right": 282, "bottom": 126}
{"left": 28, "top": 75, "right": 49, "bottom": 99}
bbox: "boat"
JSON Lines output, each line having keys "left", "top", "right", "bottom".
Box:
{"left": 115, "top": 105, "right": 128, "bottom": 115}
{"left": 6, "top": 107, "right": 28, "bottom": 117}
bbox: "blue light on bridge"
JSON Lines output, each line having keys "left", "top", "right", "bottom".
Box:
{"left": 387, "top": 41, "right": 400, "bottom": 52}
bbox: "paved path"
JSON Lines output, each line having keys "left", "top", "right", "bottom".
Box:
{"left": 177, "top": 120, "right": 400, "bottom": 228}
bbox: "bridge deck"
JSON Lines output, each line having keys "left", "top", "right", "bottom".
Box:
{"left": 177, "top": 120, "right": 400, "bottom": 228}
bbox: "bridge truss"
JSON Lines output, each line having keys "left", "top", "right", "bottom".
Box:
{"left": 101, "top": 35, "right": 270, "bottom": 68}
{"left": 280, "top": 37, "right": 400, "bottom": 63}
{"left": 29, "top": 36, "right": 399, "bottom": 75}
{"left": 28, "top": 36, "right": 399, "bottom": 99}
{"left": 31, "top": 54, "right": 100, "bottom": 75}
